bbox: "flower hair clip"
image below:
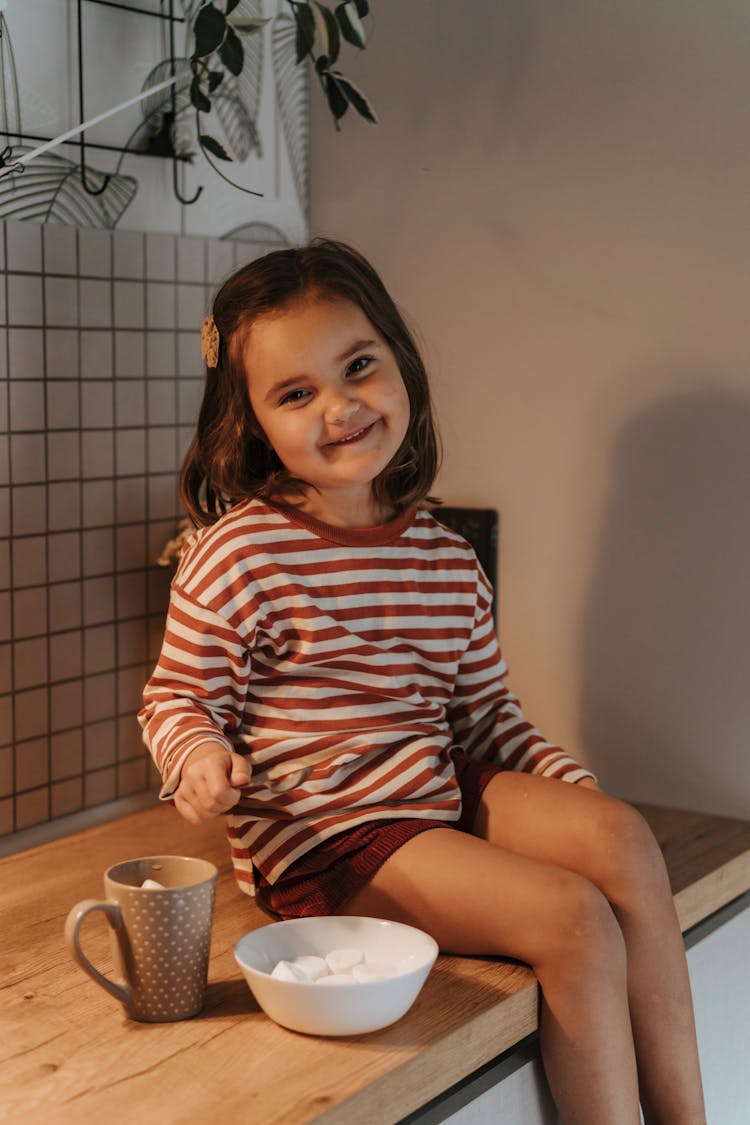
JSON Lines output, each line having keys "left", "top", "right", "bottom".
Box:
{"left": 200, "top": 314, "right": 220, "bottom": 368}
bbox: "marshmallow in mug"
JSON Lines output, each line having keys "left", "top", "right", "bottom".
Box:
{"left": 270, "top": 947, "right": 410, "bottom": 985}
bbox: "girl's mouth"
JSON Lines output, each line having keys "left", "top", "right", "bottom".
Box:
{"left": 326, "top": 422, "right": 377, "bottom": 447}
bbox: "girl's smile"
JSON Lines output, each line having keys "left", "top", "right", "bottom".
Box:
{"left": 323, "top": 421, "right": 376, "bottom": 446}
{"left": 244, "top": 296, "right": 411, "bottom": 526}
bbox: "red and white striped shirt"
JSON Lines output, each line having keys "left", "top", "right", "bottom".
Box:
{"left": 139, "top": 499, "right": 593, "bottom": 895}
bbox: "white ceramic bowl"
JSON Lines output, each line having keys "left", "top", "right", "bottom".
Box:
{"left": 234, "top": 916, "right": 439, "bottom": 1036}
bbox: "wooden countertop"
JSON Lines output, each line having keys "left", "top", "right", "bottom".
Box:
{"left": 1, "top": 802, "right": 749, "bottom": 1125}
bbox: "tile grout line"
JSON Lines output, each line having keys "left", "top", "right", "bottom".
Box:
{"left": 40, "top": 223, "right": 52, "bottom": 826}
{"left": 2, "top": 222, "right": 17, "bottom": 831}
{"left": 76, "top": 226, "right": 89, "bottom": 814}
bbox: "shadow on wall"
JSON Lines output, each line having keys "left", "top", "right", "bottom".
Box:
{"left": 580, "top": 387, "right": 750, "bottom": 818}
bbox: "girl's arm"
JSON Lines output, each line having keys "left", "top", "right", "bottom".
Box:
{"left": 447, "top": 566, "right": 597, "bottom": 785}
{"left": 139, "top": 583, "right": 253, "bottom": 813}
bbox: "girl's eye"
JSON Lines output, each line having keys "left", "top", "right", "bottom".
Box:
{"left": 279, "top": 388, "right": 310, "bottom": 406}
{"left": 347, "top": 356, "right": 372, "bottom": 377}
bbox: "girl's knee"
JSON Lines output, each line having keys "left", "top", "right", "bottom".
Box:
{"left": 595, "top": 798, "right": 671, "bottom": 903}
{"left": 537, "top": 873, "right": 626, "bottom": 974}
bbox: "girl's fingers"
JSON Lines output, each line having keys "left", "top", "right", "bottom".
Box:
{"left": 175, "top": 747, "right": 250, "bottom": 822}
{"left": 228, "top": 752, "right": 251, "bottom": 786}
{"left": 173, "top": 790, "right": 202, "bottom": 825}
{"left": 175, "top": 776, "right": 241, "bottom": 821}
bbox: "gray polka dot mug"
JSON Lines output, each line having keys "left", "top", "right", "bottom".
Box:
{"left": 64, "top": 855, "right": 218, "bottom": 1022}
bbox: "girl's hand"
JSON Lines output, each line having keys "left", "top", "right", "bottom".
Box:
{"left": 174, "top": 742, "right": 251, "bottom": 824}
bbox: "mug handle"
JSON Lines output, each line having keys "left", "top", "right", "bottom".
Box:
{"left": 64, "top": 899, "right": 132, "bottom": 1007}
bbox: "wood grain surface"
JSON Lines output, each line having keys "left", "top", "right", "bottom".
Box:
{"left": 1, "top": 801, "right": 748, "bottom": 1124}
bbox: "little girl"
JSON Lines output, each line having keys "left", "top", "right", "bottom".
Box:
{"left": 140, "top": 239, "right": 705, "bottom": 1124}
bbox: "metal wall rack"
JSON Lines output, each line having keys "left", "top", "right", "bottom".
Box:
{"left": 0, "top": 0, "right": 200, "bottom": 204}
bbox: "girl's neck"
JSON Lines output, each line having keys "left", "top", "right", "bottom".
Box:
{"left": 280, "top": 488, "right": 395, "bottom": 530}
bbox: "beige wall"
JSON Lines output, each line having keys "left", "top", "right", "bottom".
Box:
{"left": 309, "top": 1, "right": 750, "bottom": 816}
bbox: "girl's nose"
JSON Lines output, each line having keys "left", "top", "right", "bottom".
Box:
{"left": 324, "top": 394, "right": 359, "bottom": 426}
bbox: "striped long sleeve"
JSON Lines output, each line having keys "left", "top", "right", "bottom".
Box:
{"left": 139, "top": 586, "right": 251, "bottom": 797}
{"left": 139, "top": 500, "right": 594, "bottom": 894}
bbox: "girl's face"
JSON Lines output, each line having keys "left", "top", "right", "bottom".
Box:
{"left": 244, "top": 295, "right": 411, "bottom": 525}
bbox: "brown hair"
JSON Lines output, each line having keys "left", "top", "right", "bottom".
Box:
{"left": 180, "top": 237, "right": 442, "bottom": 526}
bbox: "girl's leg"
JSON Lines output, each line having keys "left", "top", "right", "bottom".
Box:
{"left": 342, "top": 827, "right": 641, "bottom": 1125}
{"left": 473, "top": 772, "right": 706, "bottom": 1125}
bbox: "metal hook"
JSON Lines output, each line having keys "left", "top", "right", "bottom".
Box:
{"left": 168, "top": 0, "right": 201, "bottom": 205}
{"left": 77, "top": 0, "right": 111, "bottom": 196}
{"left": 79, "top": 154, "right": 110, "bottom": 195}
{"left": 172, "top": 157, "right": 202, "bottom": 204}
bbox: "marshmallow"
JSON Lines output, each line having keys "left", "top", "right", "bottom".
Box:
{"left": 140, "top": 878, "right": 166, "bottom": 890}
{"left": 325, "top": 948, "right": 365, "bottom": 974}
{"left": 271, "top": 960, "right": 309, "bottom": 983}
{"left": 292, "top": 955, "right": 329, "bottom": 982}
{"left": 348, "top": 963, "right": 377, "bottom": 981}
{"left": 270, "top": 946, "right": 405, "bottom": 983}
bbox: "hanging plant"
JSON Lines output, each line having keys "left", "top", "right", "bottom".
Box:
{"left": 190, "top": 0, "right": 375, "bottom": 167}
{"left": 290, "top": 0, "right": 376, "bottom": 129}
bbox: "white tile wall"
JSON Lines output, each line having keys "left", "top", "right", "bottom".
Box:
{"left": 0, "top": 218, "right": 255, "bottom": 840}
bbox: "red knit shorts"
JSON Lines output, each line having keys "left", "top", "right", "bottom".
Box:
{"left": 254, "top": 750, "right": 503, "bottom": 920}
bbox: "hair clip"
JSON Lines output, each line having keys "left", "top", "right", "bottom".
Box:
{"left": 200, "top": 314, "right": 220, "bottom": 368}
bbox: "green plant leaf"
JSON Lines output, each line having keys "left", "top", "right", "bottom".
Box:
{"left": 219, "top": 25, "right": 244, "bottom": 75}
{"left": 292, "top": 2, "right": 316, "bottom": 64}
{"left": 322, "top": 72, "right": 348, "bottom": 123}
{"left": 328, "top": 69, "right": 377, "bottom": 123}
{"left": 225, "top": 0, "right": 241, "bottom": 13}
{"left": 352, "top": 0, "right": 368, "bottom": 15}
{"left": 229, "top": 17, "right": 269, "bottom": 35}
{"left": 193, "top": 3, "right": 227, "bottom": 58}
{"left": 199, "top": 132, "right": 237, "bottom": 160}
{"left": 315, "top": 54, "right": 329, "bottom": 74}
{"left": 335, "top": 2, "right": 366, "bottom": 49}
{"left": 196, "top": 118, "right": 263, "bottom": 194}
{"left": 190, "top": 74, "right": 212, "bottom": 112}
{"left": 313, "top": 3, "right": 340, "bottom": 66}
